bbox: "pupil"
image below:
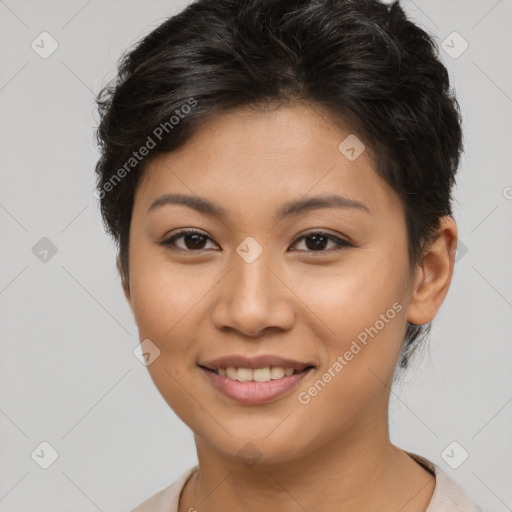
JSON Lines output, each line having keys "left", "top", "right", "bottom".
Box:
{"left": 306, "top": 234, "right": 328, "bottom": 251}
{"left": 185, "top": 233, "right": 206, "bottom": 249}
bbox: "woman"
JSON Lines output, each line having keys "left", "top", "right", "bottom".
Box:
{"left": 94, "top": 0, "right": 482, "bottom": 510}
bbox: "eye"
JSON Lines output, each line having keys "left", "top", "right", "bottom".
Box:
{"left": 160, "top": 229, "right": 219, "bottom": 251}
{"left": 290, "top": 230, "right": 353, "bottom": 253}
{"left": 159, "top": 229, "right": 353, "bottom": 253}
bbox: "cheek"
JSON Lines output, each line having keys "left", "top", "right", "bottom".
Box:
{"left": 290, "top": 254, "right": 408, "bottom": 404}
{"left": 128, "top": 243, "right": 212, "bottom": 340}
{"left": 294, "top": 290, "right": 406, "bottom": 436}
{"left": 290, "top": 253, "right": 408, "bottom": 342}
{"left": 128, "top": 256, "right": 211, "bottom": 424}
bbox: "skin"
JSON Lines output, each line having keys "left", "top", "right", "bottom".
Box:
{"left": 121, "top": 103, "right": 458, "bottom": 512}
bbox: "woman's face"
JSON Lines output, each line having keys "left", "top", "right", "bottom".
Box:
{"left": 124, "top": 104, "right": 424, "bottom": 465}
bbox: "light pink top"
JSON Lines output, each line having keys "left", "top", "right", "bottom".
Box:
{"left": 131, "top": 452, "right": 482, "bottom": 512}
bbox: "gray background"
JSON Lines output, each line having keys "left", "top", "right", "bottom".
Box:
{"left": 0, "top": 0, "right": 511, "bottom": 510}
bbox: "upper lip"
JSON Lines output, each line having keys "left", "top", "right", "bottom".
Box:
{"left": 199, "top": 355, "right": 315, "bottom": 372}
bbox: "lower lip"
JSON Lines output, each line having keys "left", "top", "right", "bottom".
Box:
{"left": 200, "top": 367, "right": 313, "bottom": 405}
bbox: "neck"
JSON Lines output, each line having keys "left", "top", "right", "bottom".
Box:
{"left": 179, "top": 412, "right": 435, "bottom": 512}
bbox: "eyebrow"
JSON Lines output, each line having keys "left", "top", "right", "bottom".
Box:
{"left": 147, "top": 193, "right": 370, "bottom": 219}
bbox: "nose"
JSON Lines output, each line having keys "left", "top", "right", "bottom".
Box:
{"left": 210, "top": 247, "right": 295, "bottom": 338}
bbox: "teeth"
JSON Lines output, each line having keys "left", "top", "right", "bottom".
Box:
{"left": 226, "top": 367, "right": 238, "bottom": 380}
{"left": 270, "top": 367, "right": 285, "bottom": 379}
{"left": 217, "top": 366, "right": 299, "bottom": 382}
{"left": 253, "top": 368, "right": 271, "bottom": 382}
{"left": 237, "top": 368, "right": 253, "bottom": 382}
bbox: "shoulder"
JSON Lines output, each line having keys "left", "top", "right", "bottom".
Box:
{"left": 406, "top": 451, "right": 483, "bottom": 512}
{"left": 130, "top": 466, "right": 198, "bottom": 512}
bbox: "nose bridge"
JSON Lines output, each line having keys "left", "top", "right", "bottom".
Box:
{"left": 210, "top": 237, "right": 294, "bottom": 335}
{"left": 231, "top": 238, "right": 276, "bottom": 307}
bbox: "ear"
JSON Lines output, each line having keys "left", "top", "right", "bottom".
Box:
{"left": 406, "top": 216, "right": 458, "bottom": 326}
{"left": 116, "top": 256, "right": 132, "bottom": 311}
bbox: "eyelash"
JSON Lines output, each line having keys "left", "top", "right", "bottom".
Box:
{"left": 159, "top": 229, "right": 354, "bottom": 254}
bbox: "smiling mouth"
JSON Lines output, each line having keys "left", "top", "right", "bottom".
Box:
{"left": 198, "top": 364, "right": 315, "bottom": 405}
{"left": 199, "top": 365, "right": 315, "bottom": 383}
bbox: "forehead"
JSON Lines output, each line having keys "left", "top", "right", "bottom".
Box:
{"left": 135, "top": 104, "right": 402, "bottom": 221}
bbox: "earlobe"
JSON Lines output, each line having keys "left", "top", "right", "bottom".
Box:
{"left": 406, "top": 216, "right": 458, "bottom": 326}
